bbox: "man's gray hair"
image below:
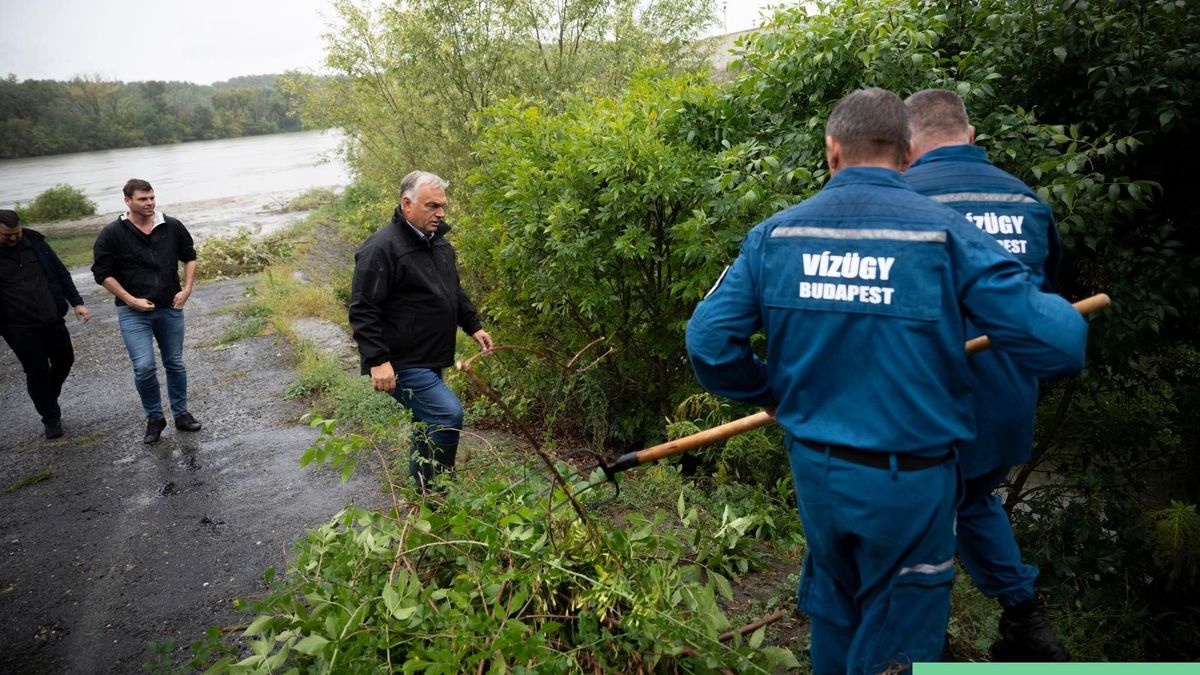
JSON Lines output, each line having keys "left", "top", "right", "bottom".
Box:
{"left": 826, "top": 87, "right": 910, "bottom": 166}
{"left": 905, "top": 89, "right": 971, "bottom": 143}
{"left": 399, "top": 171, "right": 449, "bottom": 201}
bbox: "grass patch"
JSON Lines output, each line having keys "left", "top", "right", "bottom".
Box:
{"left": 212, "top": 302, "right": 273, "bottom": 347}
{"left": 3, "top": 470, "right": 53, "bottom": 494}
{"left": 42, "top": 229, "right": 99, "bottom": 268}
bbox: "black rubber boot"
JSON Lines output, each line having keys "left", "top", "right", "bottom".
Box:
{"left": 990, "top": 598, "right": 1070, "bottom": 662}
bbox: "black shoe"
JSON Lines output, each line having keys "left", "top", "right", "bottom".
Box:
{"left": 44, "top": 419, "right": 64, "bottom": 439}
{"left": 174, "top": 412, "right": 202, "bottom": 432}
{"left": 144, "top": 417, "right": 167, "bottom": 444}
{"left": 990, "top": 598, "right": 1070, "bottom": 662}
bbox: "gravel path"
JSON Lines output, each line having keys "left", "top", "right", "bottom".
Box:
{"left": 0, "top": 273, "right": 383, "bottom": 673}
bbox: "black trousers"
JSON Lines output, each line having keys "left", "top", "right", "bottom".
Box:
{"left": 3, "top": 319, "right": 74, "bottom": 423}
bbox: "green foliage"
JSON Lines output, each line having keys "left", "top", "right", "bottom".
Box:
{"left": 285, "top": 0, "right": 715, "bottom": 190}
{"left": 1011, "top": 345, "right": 1200, "bottom": 659}
{"left": 282, "top": 188, "right": 339, "bottom": 212}
{"left": 464, "top": 75, "right": 728, "bottom": 444}
{"left": 945, "top": 570, "right": 1000, "bottom": 660}
{"left": 1150, "top": 501, "right": 1200, "bottom": 589}
{"left": 212, "top": 419, "right": 798, "bottom": 673}
{"left": 41, "top": 228, "right": 98, "bottom": 268}
{"left": 15, "top": 184, "right": 96, "bottom": 223}
{"left": 0, "top": 74, "right": 312, "bottom": 159}
{"left": 667, "top": 393, "right": 787, "bottom": 487}
{"left": 196, "top": 230, "right": 296, "bottom": 281}
{"left": 214, "top": 304, "right": 272, "bottom": 347}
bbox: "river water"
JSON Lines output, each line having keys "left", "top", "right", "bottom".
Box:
{"left": 0, "top": 130, "right": 352, "bottom": 240}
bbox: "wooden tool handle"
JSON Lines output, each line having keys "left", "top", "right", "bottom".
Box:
{"left": 610, "top": 411, "right": 775, "bottom": 472}
{"left": 614, "top": 293, "right": 1111, "bottom": 473}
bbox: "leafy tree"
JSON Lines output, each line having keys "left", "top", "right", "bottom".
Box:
{"left": 464, "top": 75, "right": 723, "bottom": 444}
{"left": 284, "top": 0, "right": 715, "bottom": 189}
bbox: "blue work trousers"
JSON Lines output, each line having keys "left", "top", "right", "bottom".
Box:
{"left": 957, "top": 464, "right": 1038, "bottom": 608}
{"left": 787, "top": 437, "right": 959, "bottom": 674}
{"left": 390, "top": 368, "right": 464, "bottom": 488}
{"left": 116, "top": 306, "right": 188, "bottom": 418}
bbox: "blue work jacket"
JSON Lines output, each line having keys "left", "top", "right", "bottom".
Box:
{"left": 685, "top": 166, "right": 1086, "bottom": 453}
{"left": 906, "top": 145, "right": 1062, "bottom": 475}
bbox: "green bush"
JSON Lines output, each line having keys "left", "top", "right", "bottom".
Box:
{"left": 464, "top": 75, "right": 730, "bottom": 446}
{"left": 209, "top": 418, "right": 798, "bottom": 673}
{"left": 16, "top": 183, "right": 96, "bottom": 222}
{"left": 196, "top": 229, "right": 295, "bottom": 281}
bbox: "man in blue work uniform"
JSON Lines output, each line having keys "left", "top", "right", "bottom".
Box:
{"left": 904, "top": 88, "right": 1069, "bottom": 662}
{"left": 686, "top": 88, "right": 1088, "bottom": 674}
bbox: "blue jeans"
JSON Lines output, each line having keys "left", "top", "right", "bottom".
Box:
{"left": 116, "top": 306, "right": 188, "bottom": 418}
{"left": 390, "top": 368, "right": 463, "bottom": 489}
{"left": 957, "top": 464, "right": 1039, "bottom": 608}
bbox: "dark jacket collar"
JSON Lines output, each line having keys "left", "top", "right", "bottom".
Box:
{"left": 19, "top": 227, "right": 45, "bottom": 246}
{"left": 907, "top": 144, "right": 990, "bottom": 170}
{"left": 390, "top": 206, "right": 451, "bottom": 244}
{"left": 822, "top": 166, "right": 909, "bottom": 190}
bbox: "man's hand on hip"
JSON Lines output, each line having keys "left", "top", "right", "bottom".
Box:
{"left": 472, "top": 329, "right": 494, "bottom": 354}
{"left": 129, "top": 298, "right": 155, "bottom": 312}
{"left": 172, "top": 288, "right": 192, "bottom": 309}
{"left": 370, "top": 361, "right": 397, "bottom": 393}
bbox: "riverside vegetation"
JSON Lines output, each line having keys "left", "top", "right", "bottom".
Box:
{"left": 0, "top": 74, "right": 311, "bottom": 159}
{"left": 160, "top": 0, "right": 1196, "bottom": 669}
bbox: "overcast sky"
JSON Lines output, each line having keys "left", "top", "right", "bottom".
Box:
{"left": 1, "top": 0, "right": 786, "bottom": 85}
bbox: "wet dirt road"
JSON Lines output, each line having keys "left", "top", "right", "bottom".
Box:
{"left": 0, "top": 275, "right": 382, "bottom": 673}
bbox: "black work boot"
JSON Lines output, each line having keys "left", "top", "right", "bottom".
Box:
{"left": 144, "top": 416, "right": 167, "bottom": 444}
{"left": 990, "top": 598, "right": 1070, "bottom": 662}
{"left": 44, "top": 419, "right": 64, "bottom": 439}
{"left": 174, "top": 412, "right": 202, "bottom": 432}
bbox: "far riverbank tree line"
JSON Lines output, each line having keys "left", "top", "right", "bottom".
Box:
{"left": 0, "top": 74, "right": 314, "bottom": 159}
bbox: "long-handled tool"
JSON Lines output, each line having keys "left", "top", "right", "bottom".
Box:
{"left": 596, "top": 292, "right": 1111, "bottom": 480}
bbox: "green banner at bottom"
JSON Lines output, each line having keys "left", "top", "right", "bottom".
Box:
{"left": 915, "top": 664, "right": 1200, "bottom": 675}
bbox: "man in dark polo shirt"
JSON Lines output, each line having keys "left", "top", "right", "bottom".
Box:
{"left": 1, "top": 209, "right": 90, "bottom": 439}
{"left": 92, "top": 179, "right": 201, "bottom": 444}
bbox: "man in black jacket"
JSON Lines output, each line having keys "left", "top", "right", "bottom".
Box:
{"left": 349, "top": 171, "right": 493, "bottom": 492}
{"left": 0, "top": 209, "right": 90, "bottom": 439}
{"left": 92, "top": 179, "right": 201, "bottom": 444}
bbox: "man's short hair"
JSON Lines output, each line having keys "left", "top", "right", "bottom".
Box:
{"left": 826, "top": 87, "right": 910, "bottom": 166}
{"left": 123, "top": 178, "right": 153, "bottom": 198}
{"left": 0, "top": 209, "right": 19, "bottom": 227}
{"left": 905, "top": 89, "right": 971, "bottom": 142}
{"left": 399, "top": 171, "right": 449, "bottom": 202}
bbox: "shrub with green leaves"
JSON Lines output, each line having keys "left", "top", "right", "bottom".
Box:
{"left": 463, "top": 75, "right": 735, "bottom": 446}
{"left": 196, "top": 230, "right": 295, "bottom": 281}
{"left": 16, "top": 183, "right": 96, "bottom": 223}
{"left": 211, "top": 420, "right": 798, "bottom": 673}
